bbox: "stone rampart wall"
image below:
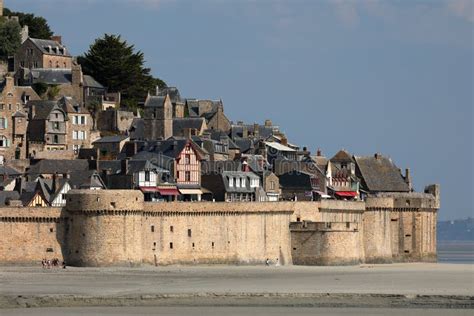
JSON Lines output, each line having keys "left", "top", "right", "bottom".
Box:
{"left": 0, "top": 190, "right": 438, "bottom": 266}
{"left": 290, "top": 222, "right": 362, "bottom": 265}
{"left": 0, "top": 207, "right": 64, "bottom": 265}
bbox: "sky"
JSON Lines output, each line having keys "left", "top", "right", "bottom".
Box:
{"left": 7, "top": 0, "right": 473, "bottom": 220}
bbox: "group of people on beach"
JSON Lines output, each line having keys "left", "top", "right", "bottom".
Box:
{"left": 41, "top": 258, "right": 66, "bottom": 269}
{"left": 265, "top": 258, "right": 280, "bottom": 266}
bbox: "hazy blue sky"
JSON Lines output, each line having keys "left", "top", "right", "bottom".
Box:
{"left": 7, "top": 0, "right": 473, "bottom": 220}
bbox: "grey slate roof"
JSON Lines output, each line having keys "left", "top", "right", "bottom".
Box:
{"left": 0, "top": 165, "right": 21, "bottom": 177}
{"left": 157, "top": 87, "right": 181, "bottom": 103}
{"left": 145, "top": 96, "right": 166, "bottom": 107}
{"left": 129, "top": 118, "right": 145, "bottom": 140}
{"left": 0, "top": 191, "right": 20, "bottom": 206}
{"left": 278, "top": 171, "right": 313, "bottom": 190}
{"left": 354, "top": 155, "right": 409, "bottom": 192}
{"left": 93, "top": 135, "right": 129, "bottom": 144}
{"left": 27, "top": 159, "right": 89, "bottom": 175}
{"left": 83, "top": 75, "right": 104, "bottom": 89}
{"left": 28, "top": 100, "right": 57, "bottom": 120}
{"left": 173, "top": 118, "right": 206, "bottom": 136}
{"left": 29, "top": 38, "right": 71, "bottom": 56}
{"left": 30, "top": 68, "right": 72, "bottom": 85}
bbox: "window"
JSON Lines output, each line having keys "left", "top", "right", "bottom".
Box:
{"left": 8, "top": 104, "right": 12, "bottom": 111}
{"left": 270, "top": 181, "right": 275, "bottom": 190}
{"left": 49, "top": 228, "right": 54, "bottom": 233}
{"left": 170, "top": 226, "right": 174, "bottom": 232}
{"left": 185, "top": 154, "right": 191, "bottom": 164}
{"left": 73, "top": 131, "right": 78, "bottom": 140}
{"left": 73, "top": 116, "right": 78, "bottom": 125}
{"left": 151, "top": 225, "right": 155, "bottom": 232}
{"left": 229, "top": 177, "right": 233, "bottom": 187}
{"left": 53, "top": 135, "right": 59, "bottom": 144}
{"left": 145, "top": 171, "right": 150, "bottom": 182}
{"left": 241, "top": 178, "right": 246, "bottom": 187}
{"left": 346, "top": 222, "right": 350, "bottom": 229}
{"left": 185, "top": 171, "right": 191, "bottom": 182}
{"left": 0, "top": 136, "right": 8, "bottom": 147}
{"left": 169, "top": 242, "right": 173, "bottom": 249}
{"left": 188, "top": 229, "right": 192, "bottom": 237}
{"left": 176, "top": 171, "right": 180, "bottom": 179}
{"left": 0, "top": 117, "right": 6, "bottom": 129}
{"left": 62, "top": 194, "right": 67, "bottom": 200}
{"left": 0, "top": 104, "right": 3, "bottom": 110}
{"left": 81, "top": 116, "right": 86, "bottom": 125}
{"left": 49, "top": 60, "right": 52, "bottom": 68}
{"left": 53, "top": 122, "right": 60, "bottom": 130}
{"left": 211, "top": 242, "right": 214, "bottom": 248}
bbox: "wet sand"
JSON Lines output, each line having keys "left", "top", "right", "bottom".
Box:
{"left": 1, "top": 263, "right": 473, "bottom": 309}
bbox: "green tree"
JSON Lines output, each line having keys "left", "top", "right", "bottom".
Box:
{"left": 31, "top": 82, "right": 49, "bottom": 98}
{"left": 46, "top": 85, "right": 61, "bottom": 100}
{"left": 78, "top": 34, "right": 166, "bottom": 110}
{"left": 0, "top": 19, "right": 21, "bottom": 60}
{"left": 3, "top": 8, "right": 53, "bottom": 39}
{"left": 86, "top": 99, "right": 101, "bottom": 130}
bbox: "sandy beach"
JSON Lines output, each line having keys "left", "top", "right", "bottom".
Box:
{"left": 1, "top": 263, "right": 473, "bottom": 310}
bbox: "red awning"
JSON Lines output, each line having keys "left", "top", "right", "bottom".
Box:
{"left": 140, "top": 187, "right": 159, "bottom": 193}
{"left": 158, "top": 188, "right": 180, "bottom": 196}
{"left": 140, "top": 187, "right": 180, "bottom": 195}
{"left": 335, "top": 191, "right": 358, "bottom": 197}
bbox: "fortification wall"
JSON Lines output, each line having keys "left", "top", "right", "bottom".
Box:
{"left": 0, "top": 190, "right": 438, "bottom": 266}
{"left": 363, "top": 197, "right": 393, "bottom": 263}
{"left": 291, "top": 200, "right": 365, "bottom": 223}
{"left": 290, "top": 222, "right": 362, "bottom": 265}
{"left": 65, "top": 190, "right": 144, "bottom": 267}
{"left": 142, "top": 209, "right": 292, "bottom": 265}
{"left": 0, "top": 207, "right": 65, "bottom": 265}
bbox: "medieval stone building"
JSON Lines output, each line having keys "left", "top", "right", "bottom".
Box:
{"left": 0, "top": 76, "right": 40, "bottom": 162}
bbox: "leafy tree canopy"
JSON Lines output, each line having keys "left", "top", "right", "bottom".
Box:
{"left": 78, "top": 34, "right": 166, "bottom": 111}
{"left": 0, "top": 19, "right": 21, "bottom": 60}
{"left": 3, "top": 8, "right": 53, "bottom": 39}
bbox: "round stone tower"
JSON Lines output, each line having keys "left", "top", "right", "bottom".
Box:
{"left": 65, "top": 190, "right": 144, "bottom": 267}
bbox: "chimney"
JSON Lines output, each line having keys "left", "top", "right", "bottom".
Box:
{"left": 51, "top": 35, "right": 62, "bottom": 44}
{"left": 5, "top": 76, "right": 14, "bottom": 91}
{"left": 52, "top": 172, "right": 58, "bottom": 193}
{"left": 281, "top": 136, "right": 288, "bottom": 146}
{"left": 316, "top": 148, "right": 322, "bottom": 157}
{"left": 405, "top": 168, "right": 412, "bottom": 191}
{"left": 121, "top": 158, "right": 129, "bottom": 175}
{"left": 242, "top": 160, "right": 249, "bottom": 172}
{"left": 184, "top": 128, "right": 192, "bottom": 139}
{"left": 242, "top": 126, "right": 248, "bottom": 138}
{"left": 124, "top": 141, "right": 138, "bottom": 158}
{"left": 253, "top": 123, "right": 259, "bottom": 138}
{"left": 264, "top": 119, "right": 272, "bottom": 127}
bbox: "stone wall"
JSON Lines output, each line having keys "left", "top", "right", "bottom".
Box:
{"left": 290, "top": 222, "right": 362, "bottom": 265}
{"left": 0, "top": 207, "right": 64, "bottom": 265}
{"left": 0, "top": 189, "right": 439, "bottom": 266}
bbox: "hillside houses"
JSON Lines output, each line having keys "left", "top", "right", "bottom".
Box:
{"left": 0, "top": 20, "right": 422, "bottom": 206}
